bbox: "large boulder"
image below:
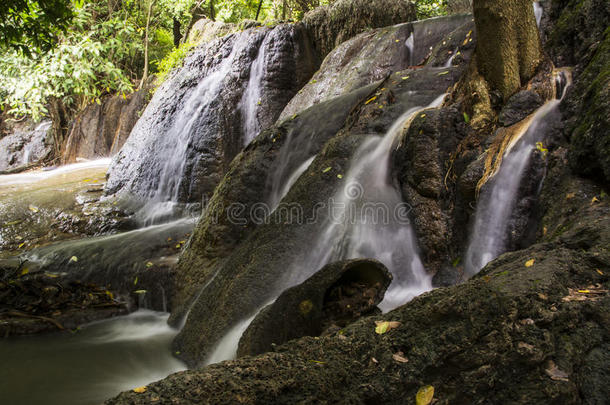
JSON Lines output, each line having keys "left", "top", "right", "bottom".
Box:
{"left": 237, "top": 258, "right": 391, "bottom": 357}
{"left": 302, "top": 0, "right": 417, "bottom": 58}
{"left": 281, "top": 13, "right": 473, "bottom": 120}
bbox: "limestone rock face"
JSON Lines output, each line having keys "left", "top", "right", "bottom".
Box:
{"left": 62, "top": 85, "right": 152, "bottom": 163}
{"left": 0, "top": 119, "right": 52, "bottom": 172}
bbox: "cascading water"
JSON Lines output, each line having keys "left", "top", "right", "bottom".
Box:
{"left": 464, "top": 70, "right": 572, "bottom": 275}
{"left": 405, "top": 31, "right": 415, "bottom": 66}
{"left": 534, "top": 1, "right": 543, "bottom": 27}
{"left": 239, "top": 35, "right": 266, "bottom": 146}
{"left": 299, "top": 95, "right": 446, "bottom": 311}
{"left": 135, "top": 35, "right": 261, "bottom": 225}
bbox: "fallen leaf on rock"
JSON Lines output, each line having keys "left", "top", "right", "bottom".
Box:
{"left": 20, "top": 268, "right": 29, "bottom": 276}
{"left": 69, "top": 256, "right": 78, "bottom": 263}
{"left": 133, "top": 386, "right": 147, "bottom": 393}
{"left": 565, "top": 192, "right": 575, "bottom": 199}
{"left": 146, "top": 262, "right": 154, "bottom": 268}
{"left": 392, "top": 351, "right": 409, "bottom": 363}
{"left": 134, "top": 290, "right": 147, "bottom": 294}
{"left": 28, "top": 205, "right": 39, "bottom": 213}
{"left": 596, "top": 269, "right": 603, "bottom": 275}
{"left": 18, "top": 242, "right": 25, "bottom": 249}
{"left": 375, "top": 321, "right": 401, "bottom": 334}
{"left": 545, "top": 361, "right": 569, "bottom": 382}
{"left": 591, "top": 196, "right": 599, "bottom": 204}
{"left": 322, "top": 167, "right": 332, "bottom": 173}
{"left": 365, "top": 96, "right": 377, "bottom": 105}
{"left": 563, "top": 286, "right": 608, "bottom": 302}
{"left": 416, "top": 385, "right": 434, "bottom": 405}
{"left": 525, "top": 259, "right": 535, "bottom": 267}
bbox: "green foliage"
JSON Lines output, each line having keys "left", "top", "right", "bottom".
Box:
{"left": 155, "top": 41, "right": 196, "bottom": 84}
{"left": 0, "top": 0, "right": 75, "bottom": 54}
{"left": 415, "top": 0, "right": 447, "bottom": 19}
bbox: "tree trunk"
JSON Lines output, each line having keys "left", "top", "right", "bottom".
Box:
{"left": 173, "top": 17, "right": 182, "bottom": 48}
{"left": 473, "top": 0, "right": 542, "bottom": 100}
{"left": 255, "top": 0, "right": 263, "bottom": 20}
{"left": 140, "top": 0, "right": 155, "bottom": 90}
{"left": 209, "top": 0, "right": 215, "bottom": 21}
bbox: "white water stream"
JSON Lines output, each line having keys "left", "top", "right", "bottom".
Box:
{"left": 464, "top": 70, "right": 571, "bottom": 275}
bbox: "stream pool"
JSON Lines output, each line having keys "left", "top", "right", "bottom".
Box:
{"left": 0, "top": 310, "right": 186, "bottom": 405}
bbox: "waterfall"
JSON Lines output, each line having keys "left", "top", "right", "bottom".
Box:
{"left": 135, "top": 36, "right": 258, "bottom": 225}
{"left": 287, "top": 94, "right": 446, "bottom": 311}
{"left": 239, "top": 36, "right": 267, "bottom": 146}
{"left": 464, "top": 70, "right": 571, "bottom": 275}
{"left": 405, "top": 32, "right": 415, "bottom": 66}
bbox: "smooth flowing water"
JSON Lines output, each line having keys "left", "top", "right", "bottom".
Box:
{"left": 239, "top": 35, "right": 267, "bottom": 146}
{"left": 0, "top": 310, "right": 185, "bottom": 405}
{"left": 464, "top": 71, "right": 571, "bottom": 275}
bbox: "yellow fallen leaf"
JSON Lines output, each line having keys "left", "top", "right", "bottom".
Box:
{"left": 18, "top": 242, "right": 25, "bottom": 248}
{"left": 175, "top": 244, "right": 181, "bottom": 249}
{"left": 374, "top": 321, "right": 401, "bottom": 334}
{"left": 525, "top": 259, "right": 535, "bottom": 267}
{"left": 365, "top": 96, "right": 377, "bottom": 105}
{"left": 146, "top": 261, "right": 154, "bottom": 268}
{"left": 133, "top": 386, "right": 147, "bottom": 393}
{"left": 20, "top": 268, "right": 29, "bottom": 276}
{"left": 591, "top": 196, "right": 599, "bottom": 204}
{"left": 322, "top": 167, "right": 332, "bottom": 173}
{"left": 134, "top": 290, "right": 147, "bottom": 294}
{"left": 134, "top": 276, "right": 138, "bottom": 285}
{"left": 416, "top": 385, "right": 434, "bottom": 405}
{"left": 565, "top": 192, "right": 575, "bottom": 199}
{"left": 420, "top": 113, "right": 426, "bottom": 118}
{"left": 28, "top": 205, "right": 39, "bottom": 213}
{"left": 596, "top": 269, "right": 604, "bottom": 275}
{"left": 105, "top": 290, "right": 114, "bottom": 300}
{"left": 69, "top": 256, "right": 78, "bottom": 263}
{"left": 578, "top": 290, "right": 590, "bottom": 293}
{"left": 337, "top": 174, "right": 343, "bottom": 179}
{"left": 401, "top": 76, "right": 410, "bottom": 80}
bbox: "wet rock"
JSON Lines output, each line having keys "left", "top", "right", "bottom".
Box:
{"left": 187, "top": 18, "right": 239, "bottom": 44}
{"left": 106, "top": 186, "right": 610, "bottom": 404}
{"left": 393, "top": 106, "right": 466, "bottom": 276}
{"left": 281, "top": 14, "right": 473, "bottom": 120}
{"left": 0, "top": 119, "right": 52, "bottom": 172}
{"left": 169, "top": 83, "right": 380, "bottom": 325}
{"left": 425, "top": 18, "right": 476, "bottom": 67}
{"left": 498, "top": 90, "right": 544, "bottom": 127}
{"left": 302, "top": 0, "right": 416, "bottom": 58}
{"left": 105, "top": 24, "right": 317, "bottom": 205}
{"left": 237, "top": 259, "right": 391, "bottom": 357}
{"left": 62, "top": 83, "right": 153, "bottom": 163}
{"left": 172, "top": 67, "right": 463, "bottom": 367}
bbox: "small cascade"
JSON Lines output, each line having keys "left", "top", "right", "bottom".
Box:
{"left": 443, "top": 48, "right": 459, "bottom": 67}
{"left": 405, "top": 32, "right": 415, "bottom": 66}
{"left": 533, "top": 1, "right": 543, "bottom": 27}
{"left": 239, "top": 37, "right": 267, "bottom": 146}
{"left": 464, "top": 70, "right": 572, "bottom": 275}
{"left": 135, "top": 35, "right": 259, "bottom": 225}
{"left": 293, "top": 94, "right": 446, "bottom": 311}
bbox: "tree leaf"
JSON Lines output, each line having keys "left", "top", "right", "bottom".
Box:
{"left": 416, "top": 385, "right": 434, "bottom": 405}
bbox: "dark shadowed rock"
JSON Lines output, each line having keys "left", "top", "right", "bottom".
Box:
{"left": 237, "top": 258, "right": 391, "bottom": 357}
{"left": 498, "top": 90, "right": 544, "bottom": 127}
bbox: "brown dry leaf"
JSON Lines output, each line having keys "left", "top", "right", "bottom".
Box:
{"left": 392, "top": 351, "right": 409, "bottom": 363}
{"left": 416, "top": 385, "right": 434, "bottom": 405}
{"left": 565, "top": 192, "right": 575, "bottom": 199}
{"left": 133, "top": 386, "right": 147, "bottom": 393}
{"left": 545, "top": 361, "right": 569, "bottom": 382}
